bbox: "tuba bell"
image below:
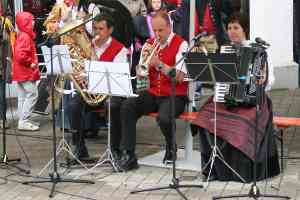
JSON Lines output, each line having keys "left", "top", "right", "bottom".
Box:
{"left": 44, "top": 3, "right": 106, "bottom": 106}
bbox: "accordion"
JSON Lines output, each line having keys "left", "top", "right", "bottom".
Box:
{"left": 216, "top": 44, "right": 267, "bottom": 106}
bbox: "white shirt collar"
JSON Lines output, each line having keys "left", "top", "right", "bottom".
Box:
{"left": 94, "top": 36, "right": 112, "bottom": 58}
{"left": 160, "top": 32, "right": 174, "bottom": 49}
{"left": 94, "top": 36, "right": 112, "bottom": 49}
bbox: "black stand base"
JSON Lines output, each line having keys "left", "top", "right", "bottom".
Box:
{"left": 131, "top": 177, "right": 203, "bottom": 200}
{"left": 23, "top": 171, "right": 95, "bottom": 198}
{"left": 0, "top": 154, "right": 31, "bottom": 174}
{"left": 213, "top": 184, "right": 290, "bottom": 200}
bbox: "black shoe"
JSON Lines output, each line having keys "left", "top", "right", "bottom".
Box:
{"left": 85, "top": 130, "right": 99, "bottom": 139}
{"left": 67, "top": 157, "right": 97, "bottom": 166}
{"left": 111, "top": 149, "right": 122, "bottom": 161}
{"left": 163, "top": 144, "right": 177, "bottom": 164}
{"left": 73, "top": 144, "right": 89, "bottom": 160}
{"left": 118, "top": 152, "right": 139, "bottom": 171}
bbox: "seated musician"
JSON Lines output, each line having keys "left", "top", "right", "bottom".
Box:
{"left": 43, "top": 0, "right": 88, "bottom": 34}
{"left": 67, "top": 14, "right": 129, "bottom": 160}
{"left": 117, "top": 10, "right": 188, "bottom": 171}
{"left": 192, "top": 13, "right": 280, "bottom": 182}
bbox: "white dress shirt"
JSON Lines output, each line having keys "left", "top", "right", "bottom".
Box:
{"left": 93, "top": 37, "right": 128, "bottom": 63}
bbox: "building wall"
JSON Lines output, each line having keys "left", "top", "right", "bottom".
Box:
{"left": 250, "top": 0, "right": 298, "bottom": 89}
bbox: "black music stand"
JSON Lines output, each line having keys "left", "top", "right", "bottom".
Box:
{"left": 131, "top": 44, "right": 203, "bottom": 200}
{"left": 210, "top": 46, "right": 290, "bottom": 200}
{"left": 186, "top": 52, "right": 240, "bottom": 84}
{"left": 185, "top": 52, "right": 247, "bottom": 185}
{"left": 0, "top": 15, "right": 30, "bottom": 174}
{"left": 22, "top": 20, "right": 96, "bottom": 197}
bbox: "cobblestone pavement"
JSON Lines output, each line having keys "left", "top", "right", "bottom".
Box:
{"left": 0, "top": 88, "right": 299, "bottom": 200}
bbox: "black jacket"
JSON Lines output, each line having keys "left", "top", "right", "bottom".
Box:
{"left": 173, "top": 0, "right": 233, "bottom": 45}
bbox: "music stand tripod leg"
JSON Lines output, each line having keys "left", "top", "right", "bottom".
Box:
{"left": 130, "top": 70, "right": 203, "bottom": 199}
{"left": 212, "top": 49, "right": 290, "bottom": 200}
{"left": 76, "top": 96, "right": 119, "bottom": 179}
{"left": 0, "top": 18, "right": 30, "bottom": 175}
{"left": 22, "top": 39, "right": 94, "bottom": 198}
{"left": 202, "top": 91, "right": 247, "bottom": 186}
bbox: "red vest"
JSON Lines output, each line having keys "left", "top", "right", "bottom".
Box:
{"left": 99, "top": 38, "right": 124, "bottom": 61}
{"left": 147, "top": 35, "right": 187, "bottom": 96}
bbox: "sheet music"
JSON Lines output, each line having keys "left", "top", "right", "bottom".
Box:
{"left": 41, "top": 45, "right": 73, "bottom": 74}
{"left": 86, "top": 60, "right": 137, "bottom": 97}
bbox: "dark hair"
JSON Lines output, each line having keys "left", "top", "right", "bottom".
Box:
{"left": 93, "top": 13, "right": 114, "bottom": 29}
{"left": 151, "top": 9, "right": 171, "bottom": 25}
{"left": 227, "top": 12, "right": 249, "bottom": 39}
{"left": 147, "top": 0, "right": 165, "bottom": 13}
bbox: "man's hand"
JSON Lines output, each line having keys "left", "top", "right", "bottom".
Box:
{"left": 149, "top": 52, "right": 160, "bottom": 68}
{"left": 175, "top": 70, "right": 185, "bottom": 83}
{"left": 30, "top": 63, "right": 37, "bottom": 69}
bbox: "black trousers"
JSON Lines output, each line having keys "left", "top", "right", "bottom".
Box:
{"left": 120, "top": 90, "right": 187, "bottom": 153}
{"left": 34, "top": 78, "right": 50, "bottom": 112}
{"left": 68, "top": 94, "right": 124, "bottom": 150}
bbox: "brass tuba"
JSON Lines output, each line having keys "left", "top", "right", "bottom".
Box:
{"left": 62, "top": 27, "right": 107, "bottom": 106}
{"left": 44, "top": 3, "right": 106, "bottom": 106}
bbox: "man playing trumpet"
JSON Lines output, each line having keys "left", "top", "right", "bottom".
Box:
{"left": 117, "top": 10, "right": 188, "bottom": 171}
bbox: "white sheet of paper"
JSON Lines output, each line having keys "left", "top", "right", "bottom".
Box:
{"left": 85, "top": 60, "right": 137, "bottom": 97}
{"left": 41, "top": 45, "right": 73, "bottom": 74}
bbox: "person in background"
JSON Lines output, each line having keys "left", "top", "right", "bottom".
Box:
{"left": 118, "top": 0, "right": 147, "bottom": 17}
{"left": 172, "top": 0, "right": 233, "bottom": 104}
{"left": 118, "top": 10, "right": 188, "bottom": 171}
{"left": 13, "top": 12, "right": 40, "bottom": 131}
{"left": 174, "top": 0, "right": 233, "bottom": 47}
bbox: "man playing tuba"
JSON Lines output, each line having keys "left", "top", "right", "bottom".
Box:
{"left": 61, "top": 13, "right": 129, "bottom": 161}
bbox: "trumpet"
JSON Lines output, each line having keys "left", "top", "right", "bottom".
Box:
{"left": 136, "top": 38, "right": 160, "bottom": 77}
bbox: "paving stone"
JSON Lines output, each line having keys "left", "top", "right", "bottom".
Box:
{"left": 0, "top": 89, "right": 300, "bottom": 199}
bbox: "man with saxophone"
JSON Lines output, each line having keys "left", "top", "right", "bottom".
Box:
{"left": 67, "top": 13, "right": 129, "bottom": 161}
{"left": 117, "top": 10, "right": 188, "bottom": 171}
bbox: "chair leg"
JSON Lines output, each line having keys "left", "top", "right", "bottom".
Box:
{"left": 280, "top": 129, "right": 284, "bottom": 172}
{"left": 274, "top": 128, "right": 284, "bottom": 172}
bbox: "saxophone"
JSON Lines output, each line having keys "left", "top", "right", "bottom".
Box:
{"left": 44, "top": 3, "right": 106, "bottom": 106}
